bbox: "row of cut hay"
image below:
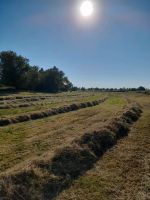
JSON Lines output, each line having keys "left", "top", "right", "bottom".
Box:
{"left": 0, "top": 95, "right": 57, "bottom": 102}
{"left": 50, "top": 104, "right": 142, "bottom": 177}
{"left": 0, "top": 97, "right": 51, "bottom": 105}
{"left": 0, "top": 97, "right": 47, "bottom": 104}
{"left": 0, "top": 104, "right": 142, "bottom": 200}
{"left": 0, "top": 94, "right": 97, "bottom": 105}
{"left": 0, "top": 101, "right": 48, "bottom": 109}
{"left": 0, "top": 98, "right": 107, "bottom": 126}
{"left": 0, "top": 96, "right": 101, "bottom": 109}
{"left": 0, "top": 92, "right": 94, "bottom": 101}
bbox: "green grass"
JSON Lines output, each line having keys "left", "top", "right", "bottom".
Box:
{"left": 0, "top": 94, "right": 127, "bottom": 173}
{"left": 0, "top": 92, "right": 104, "bottom": 117}
{"left": 1, "top": 92, "right": 149, "bottom": 200}
{"left": 57, "top": 93, "right": 150, "bottom": 200}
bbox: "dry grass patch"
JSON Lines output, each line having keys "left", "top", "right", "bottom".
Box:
{"left": 0, "top": 95, "right": 127, "bottom": 173}
{"left": 0, "top": 98, "right": 107, "bottom": 126}
{"left": 0, "top": 92, "right": 105, "bottom": 118}
{"left": 57, "top": 94, "right": 150, "bottom": 200}
{"left": 0, "top": 102, "right": 142, "bottom": 200}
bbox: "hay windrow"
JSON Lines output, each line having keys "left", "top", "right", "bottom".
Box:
{"left": 75, "top": 129, "right": 116, "bottom": 157}
{"left": 0, "top": 95, "right": 56, "bottom": 101}
{"left": 49, "top": 105, "right": 142, "bottom": 179}
{"left": 0, "top": 93, "right": 98, "bottom": 102}
{"left": 51, "top": 144, "right": 97, "bottom": 177}
{"left": 0, "top": 98, "right": 107, "bottom": 126}
{"left": 0, "top": 104, "right": 142, "bottom": 199}
{"left": 0, "top": 102, "right": 43, "bottom": 109}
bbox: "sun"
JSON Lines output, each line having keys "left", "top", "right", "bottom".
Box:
{"left": 80, "top": 1, "right": 94, "bottom": 17}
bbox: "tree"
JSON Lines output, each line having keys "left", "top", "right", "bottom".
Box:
{"left": 38, "top": 66, "right": 72, "bottom": 92}
{"left": 25, "top": 66, "right": 39, "bottom": 90}
{"left": 137, "top": 86, "right": 146, "bottom": 91}
{"left": 81, "top": 87, "right": 86, "bottom": 91}
{"left": 0, "top": 50, "right": 73, "bottom": 92}
{"left": 0, "top": 51, "right": 29, "bottom": 89}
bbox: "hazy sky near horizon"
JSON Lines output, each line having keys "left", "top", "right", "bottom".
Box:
{"left": 0, "top": 0, "right": 150, "bottom": 88}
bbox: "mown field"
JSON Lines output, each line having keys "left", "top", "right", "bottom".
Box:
{"left": 0, "top": 91, "right": 149, "bottom": 200}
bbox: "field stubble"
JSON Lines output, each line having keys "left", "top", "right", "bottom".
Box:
{"left": 0, "top": 92, "right": 149, "bottom": 200}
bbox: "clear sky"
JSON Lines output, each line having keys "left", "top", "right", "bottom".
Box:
{"left": 0, "top": 0, "right": 150, "bottom": 88}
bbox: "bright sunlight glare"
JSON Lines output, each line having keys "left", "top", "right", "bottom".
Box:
{"left": 80, "top": 1, "right": 94, "bottom": 17}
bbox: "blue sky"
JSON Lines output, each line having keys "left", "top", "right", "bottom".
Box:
{"left": 0, "top": 0, "right": 150, "bottom": 88}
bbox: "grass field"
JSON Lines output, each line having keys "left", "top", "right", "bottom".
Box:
{"left": 0, "top": 92, "right": 104, "bottom": 117}
{"left": 0, "top": 91, "right": 149, "bottom": 200}
{"left": 58, "top": 93, "right": 150, "bottom": 200}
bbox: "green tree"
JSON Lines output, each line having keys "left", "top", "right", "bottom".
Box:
{"left": 25, "top": 66, "right": 39, "bottom": 90}
{"left": 38, "top": 66, "right": 72, "bottom": 92}
{"left": 0, "top": 51, "right": 29, "bottom": 89}
{"left": 137, "top": 86, "right": 146, "bottom": 91}
{"left": 0, "top": 51, "right": 73, "bottom": 92}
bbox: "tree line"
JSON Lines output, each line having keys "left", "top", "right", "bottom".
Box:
{"left": 0, "top": 50, "right": 147, "bottom": 93}
{"left": 0, "top": 51, "right": 73, "bottom": 92}
{"left": 81, "top": 86, "right": 146, "bottom": 92}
